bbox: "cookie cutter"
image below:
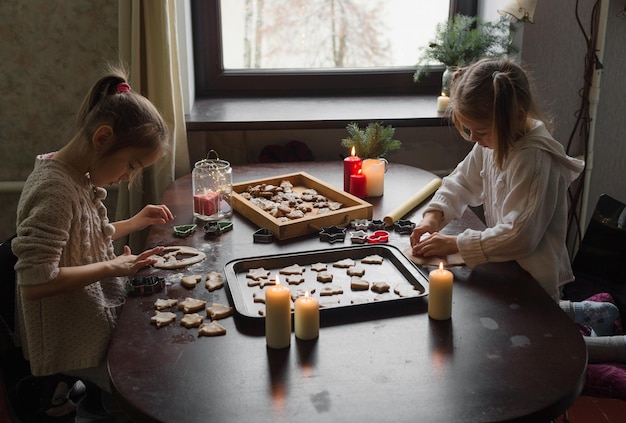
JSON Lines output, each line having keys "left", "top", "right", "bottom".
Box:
{"left": 173, "top": 224, "right": 197, "bottom": 238}
{"left": 319, "top": 225, "right": 347, "bottom": 243}
{"left": 126, "top": 276, "right": 165, "bottom": 296}
{"left": 349, "top": 230, "right": 368, "bottom": 244}
{"left": 368, "top": 219, "right": 386, "bottom": 231}
{"left": 366, "top": 230, "right": 389, "bottom": 244}
{"left": 394, "top": 219, "right": 416, "bottom": 235}
{"left": 253, "top": 228, "right": 274, "bottom": 243}
{"left": 204, "top": 221, "right": 233, "bottom": 237}
{"left": 351, "top": 219, "right": 371, "bottom": 231}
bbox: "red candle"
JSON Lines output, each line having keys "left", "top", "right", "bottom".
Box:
{"left": 350, "top": 169, "right": 366, "bottom": 199}
{"left": 343, "top": 146, "right": 362, "bottom": 191}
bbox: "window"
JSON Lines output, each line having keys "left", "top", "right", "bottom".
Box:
{"left": 191, "top": 0, "right": 477, "bottom": 97}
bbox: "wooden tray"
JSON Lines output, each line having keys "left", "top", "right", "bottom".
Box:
{"left": 224, "top": 244, "right": 429, "bottom": 319}
{"left": 231, "top": 172, "right": 373, "bottom": 240}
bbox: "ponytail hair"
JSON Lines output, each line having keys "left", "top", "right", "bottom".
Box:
{"left": 75, "top": 64, "right": 169, "bottom": 160}
{"left": 449, "top": 57, "right": 549, "bottom": 169}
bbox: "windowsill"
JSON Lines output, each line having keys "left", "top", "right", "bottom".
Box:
{"left": 186, "top": 95, "right": 449, "bottom": 131}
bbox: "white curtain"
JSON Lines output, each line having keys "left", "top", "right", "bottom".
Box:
{"left": 116, "top": 0, "right": 190, "bottom": 251}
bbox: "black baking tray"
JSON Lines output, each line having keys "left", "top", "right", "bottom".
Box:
{"left": 224, "top": 244, "right": 429, "bottom": 319}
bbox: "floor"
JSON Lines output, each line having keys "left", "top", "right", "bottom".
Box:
{"left": 555, "top": 396, "right": 625, "bottom": 422}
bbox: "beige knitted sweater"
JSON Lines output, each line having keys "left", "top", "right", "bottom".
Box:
{"left": 13, "top": 154, "right": 126, "bottom": 376}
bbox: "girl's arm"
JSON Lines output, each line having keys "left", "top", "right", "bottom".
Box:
{"left": 20, "top": 245, "right": 164, "bottom": 300}
{"left": 112, "top": 204, "right": 174, "bottom": 240}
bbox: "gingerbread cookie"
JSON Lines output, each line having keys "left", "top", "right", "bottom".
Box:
{"left": 205, "top": 271, "right": 224, "bottom": 291}
{"left": 199, "top": 321, "right": 227, "bottom": 337}
{"left": 333, "top": 258, "right": 356, "bottom": 268}
{"left": 320, "top": 284, "right": 344, "bottom": 296}
{"left": 151, "top": 311, "right": 176, "bottom": 328}
{"left": 206, "top": 303, "right": 233, "bottom": 320}
{"left": 361, "top": 254, "right": 384, "bottom": 265}
{"left": 371, "top": 282, "right": 390, "bottom": 294}
{"left": 394, "top": 282, "right": 421, "bottom": 298}
{"left": 253, "top": 290, "right": 267, "bottom": 303}
{"left": 181, "top": 274, "right": 202, "bottom": 289}
{"left": 178, "top": 297, "right": 207, "bottom": 313}
{"left": 310, "top": 262, "right": 327, "bottom": 272}
{"left": 180, "top": 313, "right": 204, "bottom": 328}
{"left": 154, "top": 298, "right": 178, "bottom": 310}
{"left": 350, "top": 276, "right": 370, "bottom": 291}
{"left": 246, "top": 267, "right": 270, "bottom": 281}
{"left": 286, "top": 275, "right": 305, "bottom": 285}
{"left": 316, "top": 271, "right": 334, "bottom": 283}
{"left": 346, "top": 265, "right": 365, "bottom": 277}
{"left": 279, "top": 264, "right": 305, "bottom": 275}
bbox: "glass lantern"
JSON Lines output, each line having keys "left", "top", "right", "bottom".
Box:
{"left": 192, "top": 150, "right": 232, "bottom": 221}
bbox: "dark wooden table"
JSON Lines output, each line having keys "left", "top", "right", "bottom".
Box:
{"left": 108, "top": 162, "right": 586, "bottom": 423}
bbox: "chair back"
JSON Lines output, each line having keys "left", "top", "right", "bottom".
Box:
{"left": 573, "top": 194, "right": 626, "bottom": 282}
{"left": 0, "top": 235, "right": 17, "bottom": 336}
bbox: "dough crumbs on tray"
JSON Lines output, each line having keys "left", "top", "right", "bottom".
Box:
{"left": 154, "top": 298, "right": 178, "bottom": 310}
{"left": 180, "top": 313, "right": 204, "bottom": 328}
{"left": 206, "top": 303, "right": 234, "bottom": 320}
{"left": 151, "top": 311, "right": 176, "bottom": 328}
{"left": 178, "top": 297, "right": 207, "bottom": 313}
{"left": 198, "top": 321, "right": 227, "bottom": 337}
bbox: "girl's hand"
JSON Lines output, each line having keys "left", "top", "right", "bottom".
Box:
{"left": 411, "top": 232, "right": 459, "bottom": 257}
{"left": 409, "top": 211, "right": 444, "bottom": 252}
{"left": 109, "top": 245, "right": 164, "bottom": 276}
{"left": 133, "top": 204, "right": 174, "bottom": 231}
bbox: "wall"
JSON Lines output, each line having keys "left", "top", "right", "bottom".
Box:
{"left": 0, "top": 1, "right": 118, "bottom": 241}
{"left": 521, "top": 0, "right": 626, "bottom": 227}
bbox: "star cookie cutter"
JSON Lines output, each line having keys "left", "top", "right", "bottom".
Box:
{"left": 349, "top": 230, "right": 368, "bottom": 244}
{"left": 173, "top": 224, "right": 197, "bottom": 238}
{"left": 319, "top": 225, "right": 347, "bottom": 243}
{"left": 203, "top": 221, "right": 233, "bottom": 237}
{"left": 368, "top": 219, "right": 386, "bottom": 231}
{"left": 394, "top": 219, "right": 416, "bottom": 235}
{"left": 253, "top": 228, "right": 274, "bottom": 243}
{"left": 351, "top": 219, "right": 371, "bottom": 231}
{"left": 366, "top": 230, "right": 389, "bottom": 244}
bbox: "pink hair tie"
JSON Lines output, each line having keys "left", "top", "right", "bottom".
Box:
{"left": 116, "top": 82, "right": 131, "bottom": 93}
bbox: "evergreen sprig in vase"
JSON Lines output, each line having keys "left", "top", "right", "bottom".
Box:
{"left": 341, "top": 122, "right": 401, "bottom": 160}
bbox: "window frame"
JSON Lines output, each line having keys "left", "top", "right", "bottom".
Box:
{"left": 191, "top": 0, "right": 477, "bottom": 98}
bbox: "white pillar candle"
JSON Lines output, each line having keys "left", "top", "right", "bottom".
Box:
{"left": 361, "top": 159, "right": 385, "bottom": 197}
{"left": 428, "top": 263, "right": 454, "bottom": 320}
{"left": 437, "top": 93, "right": 450, "bottom": 113}
{"left": 265, "top": 276, "right": 291, "bottom": 348}
{"left": 294, "top": 291, "right": 319, "bottom": 340}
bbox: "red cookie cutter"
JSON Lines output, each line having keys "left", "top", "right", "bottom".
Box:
{"left": 366, "top": 230, "right": 389, "bottom": 244}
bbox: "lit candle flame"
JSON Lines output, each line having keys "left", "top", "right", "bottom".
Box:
{"left": 304, "top": 290, "right": 310, "bottom": 298}
{"left": 351, "top": 146, "right": 356, "bottom": 157}
{"left": 439, "top": 262, "right": 444, "bottom": 271}
{"left": 440, "top": 92, "right": 446, "bottom": 97}
{"left": 275, "top": 275, "right": 280, "bottom": 286}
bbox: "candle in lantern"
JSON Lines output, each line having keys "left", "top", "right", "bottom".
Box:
{"left": 349, "top": 169, "right": 367, "bottom": 199}
{"left": 361, "top": 158, "right": 385, "bottom": 197}
{"left": 265, "top": 276, "right": 292, "bottom": 349}
{"left": 294, "top": 291, "right": 319, "bottom": 340}
{"left": 428, "top": 262, "right": 454, "bottom": 320}
{"left": 437, "top": 93, "right": 450, "bottom": 113}
{"left": 343, "top": 146, "right": 362, "bottom": 192}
